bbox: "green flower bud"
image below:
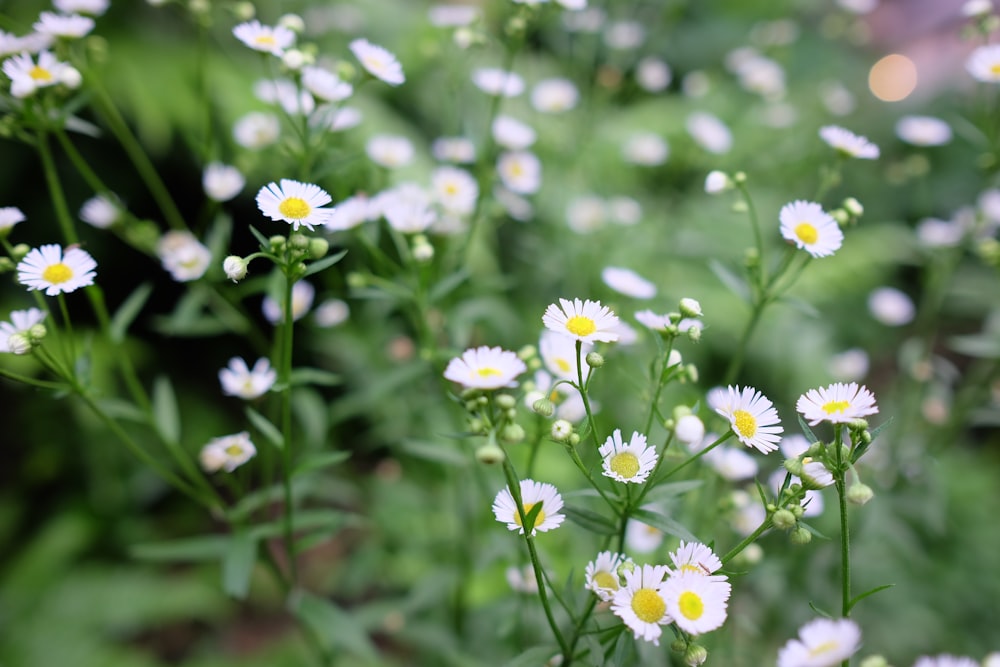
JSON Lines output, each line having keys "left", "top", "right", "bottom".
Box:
{"left": 412, "top": 236, "right": 434, "bottom": 263}
{"left": 504, "top": 408, "right": 517, "bottom": 420}
{"left": 495, "top": 394, "right": 516, "bottom": 410}
{"left": 464, "top": 400, "right": 480, "bottom": 413}
{"left": 790, "top": 504, "right": 805, "bottom": 519}
{"left": 477, "top": 396, "right": 489, "bottom": 406}
{"left": 10, "top": 244, "right": 30, "bottom": 263}
{"left": 568, "top": 433, "right": 581, "bottom": 446}
{"left": 670, "top": 639, "right": 687, "bottom": 653}
{"left": 772, "top": 508, "right": 797, "bottom": 530}
{"left": 223, "top": 256, "right": 248, "bottom": 282}
{"left": 308, "top": 237, "right": 329, "bottom": 260}
{"left": 501, "top": 423, "right": 526, "bottom": 444}
{"left": 532, "top": 398, "right": 555, "bottom": 417}
{"left": 847, "top": 482, "right": 874, "bottom": 506}
{"left": 232, "top": 1, "right": 255, "bottom": 20}
{"left": 783, "top": 457, "right": 804, "bottom": 476}
{"left": 346, "top": 272, "right": 367, "bottom": 288}
{"left": 269, "top": 235, "right": 287, "bottom": 253}
{"left": 859, "top": 656, "right": 890, "bottom": 667}
{"left": 517, "top": 344, "right": 537, "bottom": 361}
{"left": 27, "top": 323, "right": 46, "bottom": 341}
{"left": 843, "top": 197, "right": 864, "bottom": 217}
{"left": 848, "top": 418, "right": 869, "bottom": 431}
{"left": 790, "top": 526, "right": 812, "bottom": 545}
{"left": 684, "top": 363, "right": 699, "bottom": 383}
{"left": 733, "top": 171, "right": 747, "bottom": 184}
{"left": 278, "top": 13, "right": 305, "bottom": 32}
{"left": 687, "top": 326, "right": 702, "bottom": 343}
{"left": 289, "top": 233, "right": 310, "bottom": 250}
{"left": 467, "top": 417, "right": 484, "bottom": 434}
{"left": 0, "top": 257, "right": 13, "bottom": 272}
{"left": 679, "top": 297, "right": 702, "bottom": 318}
{"left": 684, "top": 644, "right": 708, "bottom": 666}
{"left": 831, "top": 208, "right": 850, "bottom": 225}
{"left": 476, "top": 443, "right": 505, "bottom": 464}
{"left": 551, "top": 419, "right": 573, "bottom": 442}
{"left": 585, "top": 351, "right": 604, "bottom": 368}
{"left": 6, "top": 332, "right": 32, "bottom": 355}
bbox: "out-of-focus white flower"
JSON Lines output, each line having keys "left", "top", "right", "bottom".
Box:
{"left": 80, "top": 193, "right": 123, "bottom": 228}
{"left": 562, "top": 7, "right": 605, "bottom": 32}
{"left": 254, "top": 78, "right": 314, "bottom": 116}
{"left": 601, "top": 267, "right": 656, "bottom": 299}
{"left": 432, "top": 136, "right": 476, "bottom": 163}
{"left": 428, "top": 4, "right": 480, "bottom": 27}
{"left": 157, "top": 231, "right": 212, "bottom": 282}
{"left": 492, "top": 115, "right": 536, "bottom": 150}
{"left": 687, "top": 112, "right": 733, "bottom": 154}
{"left": 233, "top": 20, "right": 295, "bottom": 56}
{"left": 867, "top": 286, "right": 915, "bottom": 326}
{"left": 431, "top": 166, "right": 478, "bottom": 216}
{"left": 896, "top": 115, "right": 952, "bottom": 146}
{"left": 819, "top": 125, "right": 879, "bottom": 159}
{"left": 820, "top": 80, "right": 856, "bottom": 116}
{"left": 682, "top": 71, "right": 711, "bottom": 98}
{"left": 54, "top": 0, "right": 110, "bottom": 15}
{"left": 497, "top": 151, "right": 542, "bottom": 194}
{"left": 603, "top": 20, "right": 645, "bottom": 50}
{"left": 2, "top": 51, "right": 77, "bottom": 98}
{"left": 325, "top": 194, "right": 373, "bottom": 232}
{"left": 301, "top": 65, "right": 353, "bottom": 102}
{"left": 636, "top": 56, "right": 671, "bottom": 92}
{"left": 350, "top": 38, "right": 405, "bottom": 85}
{"left": 566, "top": 195, "right": 606, "bottom": 233}
{"left": 607, "top": 196, "right": 642, "bottom": 226}
{"left": 34, "top": 11, "right": 95, "bottom": 39}
{"left": 366, "top": 135, "right": 415, "bottom": 168}
{"left": 828, "top": 348, "right": 869, "bottom": 382}
{"left": 377, "top": 183, "right": 436, "bottom": 233}
{"left": 314, "top": 298, "right": 350, "bottom": 327}
{"left": 622, "top": 133, "right": 669, "bottom": 166}
{"left": 263, "top": 280, "right": 315, "bottom": 324}
{"left": 203, "top": 163, "right": 245, "bottom": 202}
{"left": 472, "top": 68, "right": 524, "bottom": 96}
{"left": 233, "top": 112, "right": 280, "bottom": 149}
{"left": 0, "top": 206, "right": 25, "bottom": 233}
{"left": 219, "top": 357, "right": 276, "bottom": 399}
{"left": 531, "top": 78, "right": 579, "bottom": 113}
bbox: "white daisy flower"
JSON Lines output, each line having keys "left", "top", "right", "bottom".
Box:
{"left": 625, "top": 518, "right": 664, "bottom": 553}
{"left": 497, "top": 151, "right": 541, "bottom": 195}
{"left": 539, "top": 329, "right": 591, "bottom": 381}
{"left": 219, "top": 357, "right": 277, "bottom": 399}
{"left": 492, "top": 479, "right": 565, "bottom": 535}
{"left": 233, "top": 112, "right": 280, "bottom": 149}
{"left": 492, "top": 115, "right": 536, "bottom": 150}
{"left": 622, "top": 132, "right": 669, "bottom": 166}
{"left": 705, "top": 446, "right": 759, "bottom": 481}
{"left": 634, "top": 309, "right": 672, "bottom": 332}
{"left": 608, "top": 196, "right": 642, "bottom": 225}
{"left": 963, "top": 0, "right": 993, "bottom": 16}
{"left": 34, "top": 12, "right": 95, "bottom": 38}
{"left": 896, "top": 115, "right": 952, "bottom": 146}
{"left": 443, "top": 345, "right": 527, "bottom": 390}
{"left": 321, "top": 106, "right": 363, "bottom": 132}
{"left": 868, "top": 286, "right": 915, "bottom": 326}
{"left": 802, "top": 459, "right": 835, "bottom": 488}
{"left": 17, "top": 244, "right": 96, "bottom": 296}
{"left": 704, "top": 170, "right": 730, "bottom": 194}
{"left": 54, "top": 0, "right": 109, "bottom": 14}
{"left": 669, "top": 541, "right": 723, "bottom": 576}
{"left": 779, "top": 200, "right": 844, "bottom": 258}
{"left": 431, "top": 166, "right": 478, "bottom": 215}
{"left": 912, "top": 657, "right": 980, "bottom": 667}
{"left": 471, "top": 67, "right": 524, "bottom": 97}
{"left": 797, "top": 382, "right": 878, "bottom": 425}
{"left": 543, "top": 298, "right": 619, "bottom": 344}
{"left": 566, "top": 195, "right": 607, "bottom": 233}
{"left": 585, "top": 551, "right": 628, "bottom": 601}
{"left": 916, "top": 217, "right": 965, "bottom": 248}
{"left": 2, "top": 50, "right": 76, "bottom": 98}
{"left": 0, "top": 308, "right": 46, "bottom": 354}
{"left": 711, "top": 385, "right": 783, "bottom": 454}
{"left": 256, "top": 179, "right": 333, "bottom": 231}
{"left": 600, "top": 429, "right": 658, "bottom": 484}
{"left": 200, "top": 432, "right": 257, "bottom": 473}
{"left": 324, "top": 194, "right": 372, "bottom": 232}
{"left": 828, "top": 348, "right": 869, "bottom": 382}
{"left": 531, "top": 77, "right": 579, "bottom": 113}
{"left": 366, "top": 134, "right": 414, "bottom": 169}
{"left": 636, "top": 56, "right": 672, "bottom": 92}
{"left": 610, "top": 564, "right": 672, "bottom": 645}
{"left": 157, "top": 230, "right": 211, "bottom": 282}
{"left": 254, "top": 78, "right": 314, "bottom": 116}
{"left": 79, "top": 193, "right": 123, "bottom": 229}
{"left": 819, "top": 125, "right": 880, "bottom": 159}
{"left": 301, "top": 65, "right": 353, "bottom": 102}
{"left": 777, "top": 618, "right": 862, "bottom": 667}
{"left": 687, "top": 112, "right": 733, "bottom": 154}
{"left": 495, "top": 186, "right": 534, "bottom": 221}
{"left": 350, "top": 38, "right": 405, "bottom": 86}
{"left": 314, "top": 298, "right": 350, "bottom": 328}
{"left": 262, "top": 280, "right": 315, "bottom": 324}
{"left": 202, "top": 163, "right": 244, "bottom": 203}
{"left": 233, "top": 20, "right": 295, "bottom": 56}
{"left": 377, "top": 183, "right": 436, "bottom": 233}
{"left": 0, "top": 206, "right": 25, "bottom": 233}
{"left": 967, "top": 44, "right": 1000, "bottom": 83}
{"left": 505, "top": 564, "right": 539, "bottom": 594}
{"left": 837, "top": 0, "right": 878, "bottom": 13}
{"left": 601, "top": 267, "right": 656, "bottom": 299}
{"left": 432, "top": 136, "right": 476, "bottom": 163}
{"left": 661, "top": 571, "right": 731, "bottom": 635}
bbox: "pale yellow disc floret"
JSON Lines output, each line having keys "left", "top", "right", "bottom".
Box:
{"left": 42, "top": 263, "right": 73, "bottom": 284}
{"left": 732, "top": 409, "right": 758, "bottom": 438}
{"left": 631, "top": 588, "right": 666, "bottom": 623}
{"left": 279, "top": 197, "right": 311, "bottom": 219}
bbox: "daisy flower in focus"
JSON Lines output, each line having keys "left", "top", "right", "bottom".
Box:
{"left": 200, "top": 432, "right": 257, "bottom": 473}
{"left": 443, "top": 345, "right": 527, "bottom": 390}
{"left": 0, "top": 308, "right": 46, "bottom": 354}
{"left": 776, "top": 618, "right": 862, "bottom": 667}
{"left": 492, "top": 479, "right": 564, "bottom": 535}
{"left": 585, "top": 551, "right": 629, "bottom": 601}
{"left": 796, "top": 382, "right": 878, "bottom": 425}
{"left": 710, "top": 385, "right": 783, "bottom": 453}
{"left": 219, "top": 357, "right": 277, "bottom": 399}
{"left": 819, "top": 125, "right": 880, "bottom": 159}
{"left": 543, "top": 298, "right": 619, "bottom": 343}
{"left": 600, "top": 429, "right": 658, "bottom": 484}
{"left": 661, "top": 571, "right": 731, "bottom": 635}
{"left": 668, "top": 541, "right": 723, "bottom": 577}
{"left": 350, "top": 38, "right": 405, "bottom": 85}
{"left": 17, "top": 244, "right": 96, "bottom": 295}
{"left": 256, "top": 179, "right": 333, "bottom": 230}
{"left": 611, "top": 564, "right": 672, "bottom": 645}
{"left": 233, "top": 20, "right": 295, "bottom": 56}
{"left": 779, "top": 200, "right": 843, "bottom": 258}
{"left": 602, "top": 267, "right": 656, "bottom": 299}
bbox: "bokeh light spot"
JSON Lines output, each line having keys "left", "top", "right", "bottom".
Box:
{"left": 869, "top": 54, "right": 917, "bottom": 102}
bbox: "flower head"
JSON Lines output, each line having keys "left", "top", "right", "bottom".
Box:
{"left": 600, "top": 429, "right": 658, "bottom": 484}
{"left": 256, "top": 179, "right": 333, "bottom": 230}
{"left": 601, "top": 266, "right": 656, "bottom": 299}
{"left": 376, "top": 183, "right": 436, "bottom": 233}
{"left": 896, "top": 115, "right": 952, "bottom": 146}
{"left": 233, "top": 20, "right": 295, "bottom": 56}
{"left": 661, "top": 571, "right": 731, "bottom": 635}
{"left": 610, "top": 564, "right": 672, "bottom": 645}
{"left": 0, "top": 206, "right": 25, "bottom": 233}
{"left": 54, "top": 0, "right": 108, "bottom": 14}
{"left": 967, "top": 44, "right": 1000, "bottom": 83}
{"left": 301, "top": 65, "right": 353, "bottom": 102}
{"left": 350, "top": 38, "right": 405, "bottom": 86}
{"left": 472, "top": 67, "right": 524, "bottom": 96}
{"left": 200, "top": 432, "right": 257, "bottom": 473}
{"left": 219, "top": 357, "right": 277, "bottom": 399}
{"left": 543, "top": 298, "right": 620, "bottom": 343}
{"left": 79, "top": 193, "right": 122, "bottom": 228}
{"left": 0, "top": 308, "right": 46, "bottom": 354}
{"left": 203, "top": 163, "right": 245, "bottom": 202}
{"left": 431, "top": 166, "right": 479, "bottom": 216}
{"left": 492, "top": 114, "right": 536, "bottom": 150}
{"left": 777, "top": 618, "right": 862, "bottom": 667}
{"left": 531, "top": 77, "right": 579, "bottom": 113}
{"left": 233, "top": 112, "right": 280, "bottom": 149}
{"left": 868, "top": 286, "right": 914, "bottom": 326}
{"left": 687, "top": 112, "right": 733, "bottom": 154}
{"left": 443, "top": 345, "right": 527, "bottom": 390}
{"left": 912, "top": 657, "right": 981, "bottom": 667}
{"left": 17, "top": 244, "right": 96, "bottom": 295}
{"left": 779, "top": 200, "right": 844, "bottom": 258}
{"left": 796, "top": 382, "right": 878, "bottom": 425}
{"left": 585, "top": 551, "right": 629, "bottom": 601}
{"left": 492, "top": 479, "right": 564, "bottom": 535}
{"left": 669, "top": 541, "right": 723, "bottom": 577}
{"left": 538, "top": 329, "right": 591, "bottom": 380}
{"left": 34, "top": 11, "right": 94, "bottom": 39}
{"left": 497, "top": 151, "right": 541, "bottom": 195}
{"left": 710, "top": 385, "right": 783, "bottom": 453}
{"left": 157, "top": 231, "right": 211, "bottom": 282}
{"left": 625, "top": 518, "right": 664, "bottom": 553}
{"left": 2, "top": 50, "right": 77, "bottom": 98}
{"left": 366, "top": 134, "right": 415, "bottom": 169}
{"left": 262, "top": 280, "right": 315, "bottom": 324}
{"left": 819, "top": 125, "right": 880, "bottom": 159}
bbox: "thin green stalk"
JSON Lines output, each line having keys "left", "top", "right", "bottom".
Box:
{"left": 279, "top": 269, "right": 299, "bottom": 584}
{"left": 575, "top": 340, "right": 601, "bottom": 449}
{"left": 643, "top": 338, "right": 676, "bottom": 435}
{"left": 720, "top": 515, "right": 774, "bottom": 566}
{"left": 0, "top": 366, "right": 66, "bottom": 390}
{"left": 834, "top": 425, "right": 851, "bottom": 622}
{"left": 564, "top": 443, "right": 615, "bottom": 508}
{"left": 736, "top": 180, "right": 765, "bottom": 284}
{"left": 660, "top": 431, "right": 732, "bottom": 481}
{"left": 724, "top": 301, "right": 766, "bottom": 385}
{"left": 37, "top": 131, "right": 80, "bottom": 245}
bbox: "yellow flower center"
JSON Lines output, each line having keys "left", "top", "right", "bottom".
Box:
{"left": 808, "top": 640, "right": 838, "bottom": 657}
{"left": 593, "top": 571, "right": 619, "bottom": 591}
{"left": 565, "top": 315, "right": 596, "bottom": 337}
{"left": 42, "top": 262, "right": 73, "bottom": 284}
{"left": 679, "top": 563, "right": 701, "bottom": 574}
{"left": 991, "top": 63, "right": 1000, "bottom": 76}
{"left": 822, "top": 400, "right": 851, "bottom": 414}
{"left": 508, "top": 160, "right": 524, "bottom": 177}
{"left": 795, "top": 222, "right": 818, "bottom": 245}
{"left": 678, "top": 590, "right": 704, "bottom": 620}
{"left": 610, "top": 452, "right": 640, "bottom": 479}
{"left": 444, "top": 183, "right": 459, "bottom": 195}
{"left": 29, "top": 65, "right": 54, "bottom": 82}
{"left": 278, "top": 197, "right": 311, "bottom": 219}
{"left": 732, "top": 409, "right": 757, "bottom": 438}
{"left": 513, "top": 502, "right": 545, "bottom": 529}
{"left": 225, "top": 444, "right": 244, "bottom": 456}
{"left": 254, "top": 34, "right": 276, "bottom": 47}
{"left": 476, "top": 366, "right": 502, "bottom": 378}
{"left": 631, "top": 588, "right": 666, "bottom": 623}
{"left": 555, "top": 357, "right": 571, "bottom": 374}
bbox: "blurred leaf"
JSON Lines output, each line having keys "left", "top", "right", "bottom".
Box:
{"left": 130, "top": 535, "right": 228, "bottom": 562}
{"left": 948, "top": 333, "right": 1000, "bottom": 359}
{"left": 781, "top": 296, "right": 820, "bottom": 318}
{"left": 294, "top": 450, "right": 351, "bottom": 476}
{"left": 708, "top": 259, "right": 750, "bottom": 302}
{"left": 563, "top": 505, "right": 618, "bottom": 535}
{"left": 641, "top": 480, "right": 704, "bottom": 504}
{"left": 94, "top": 397, "right": 147, "bottom": 423}
{"left": 222, "top": 528, "right": 256, "bottom": 600}
{"left": 250, "top": 508, "right": 349, "bottom": 541}
{"left": 429, "top": 268, "right": 470, "bottom": 303}
{"left": 797, "top": 520, "right": 830, "bottom": 541}
{"left": 288, "top": 591, "right": 378, "bottom": 661}
{"left": 303, "top": 249, "right": 349, "bottom": 277}
{"left": 248, "top": 224, "right": 271, "bottom": 250}
{"left": 503, "top": 646, "right": 560, "bottom": 667}
{"left": 245, "top": 406, "right": 283, "bottom": 450}
{"left": 152, "top": 375, "right": 180, "bottom": 444}
{"left": 847, "top": 583, "right": 894, "bottom": 613}
{"left": 290, "top": 367, "right": 342, "bottom": 387}
{"left": 291, "top": 387, "right": 329, "bottom": 449}
{"left": 397, "top": 438, "right": 468, "bottom": 466}
{"left": 631, "top": 508, "right": 698, "bottom": 542}
{"left": 109, "top": 282, "right": 153, "bottom": 343}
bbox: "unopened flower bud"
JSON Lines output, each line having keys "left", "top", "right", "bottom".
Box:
{"left": 859, "top": 656, "right": 891, "bottom": 667}
{"left": 60, "top": 67, "right": 82, "bottom": 89}
{"left": 666, "top": 349, "right": 682, "bottom": 367}
{"left": 684, "top": 644, "right": 708, "bottom": 666}
{"left": 501, "top": 423, "right": 525, "bottom": 444}
{"left": 783, "top": 457, "right": 804, "bottom": 476}
{"left": 675, "top": 414, "right": 705, "bottom": 446}
{"left": 289, "top": 233, "right": 310, "bottom": 251}
{"left": 232, "top": 1, "right": 255, "bottom": 20}
{"left": 790, "top": 526, "right": 812, "bottom": 545}
{"left": 670, "top": 639, "right": 687, "bottom": 653}
{"left": 679, "top": 298, "right": 702, "bottom": 318}
{"left": 27, "top": 323, "right": 47, "bottom": 343}
{"left": 847, "top": 482, "right": 874, "bottom": 506}
{"left": 772, "top": 508, "right": 797, "bottom": 530}
{"left": 617, "top": 560, "right": 636, "bottom": 577}
{"left": 704, "top": 170, "right": 730, "bottom": 194}
{"left": 684, "top": 363, "right": 699, "bottom": 383}
{"left": 517, "top": 344, "right": 536, "bottom": 361}
{"left": 843, "top": 197, "right": 864, "bottom": 217}
{"left": 282, "top": 49, "right": 306, "bottom": 70}
{"left": 6, "top": 332, "right": 32, "bottom": 355}
{"left": 412, "top": 236, "right": 434, "bottom": 263}
{"left": 308, "top": 237, "right": 329, "bottom": 260}
{"left": 790, "top": 504, "right": 804, "bottom": 518}
{"left": 467, "top": 417, "right": 484, "bottom": 433}
{"left": 269, "top": 235, "right": 286, "bottom": 253}
{"left": 832, "top": 208, "right": 850, "bottom": 225}
{"left": 278, "top": 13, "right": 305, "bottom": 32}
{"left": 733, "top": 171, "right": 747, "bottom": 184}
{"left": 551, "top": 419, "right": 572, "bottom": 442}
{"left": 687, "top": 326, "right": 701, "bottom": 343}
{"left": 476, "top": 443, "right": 505, "bottom": 464}
{"left": 223, "top": 256, "right": 248, "bottom": 282}
{"left": 585, "top": 351, "right": 604, "bottom": 367}
{"left": 532, "top": 398, "right": 555, "bottom": 417}
{"left": 568, "top": 433, "right": 580, "bottom": 446}
{"left": 10, "top": 244, "right": 30, "bottom": 263}
{"left": 496, "top": 394, "right": 516, "bottom": 410}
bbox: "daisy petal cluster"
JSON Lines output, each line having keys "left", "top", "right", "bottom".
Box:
{"left": 203, "top": 163, "right": 245, "bottom": 202}
{"left": 710, "top": 385, "right": 783, "bottom": 453}
{"left": 599, "top": 429, "right": 658, "bottom": 484}
{"left": 54, "top": 0, "right": 109, "bottom": 14}
{"left": 777, "top": 618, "right": 862, "bottom": 667}
{"left": 669, "top": 540, "right": 723, "bottom": 577}
{"left": 219, "top": 357, "right": 277, "bottom": 399}
{"left": 34, "top": 12, "right": 95, "bottom": 39}
{"left": 601, "top": 266, "right": 657, "bottom": 299}
{"left": 497, "top": 151, "right": 542, "bottom": 195}
{"left": 0, "top": 308, "right": 46, "bottom": 354}
{"left": 966, "top": 44, "right": 1000, "bottom": 83}
{"left": 492, "top": 479, "right": 564, "bottom": 535}
{"left": 779, "top": 200, "right": 844, "bottom": 258}
{"left": 233, "top": 20, "right": 295, "bottom": 56}
{"left": 350, "top": 38, "right": 405, "bottom": 86}
{"left": 610, "top": 564, "right": 672, "bottom": 645}
{"left": 256, "top": 179, "right": 334, "bottom": 231}
{"left": 200, "top": 432, "right": 257, "bottom": 473}
{"left": 157, "top": 231, "right": 212, "bottom": 282}
{"left": 2, "top": 51, "right": 79, "bottom": 98}
{"left": 661, "top": 571, "right": 731, "bottom": 635}
{"left": 17, "top": 243, "right": 97, "bottom": 295}
{"left": 585, "top": 551, "right": 630, "bottom": 601}
{"left": 543, "top": 298, "right": 620, "bottom": 344}
{"left": 796, "top": 382, "right": 878, "bottom": 425}
{"left": 431, "top": 166, "right": 479, "bottom": 216}
{"left": 0, "top": 206, "right": 25, "bottom": 234}
{"left": 262, "top": 280, "right": 315, "bottom": 324}
{"left": 896, "top": 115, "right": 952, "bottom": 146}
{"left": 443, "top": 345, "right": 527, "bottom": 390}
{"left": 471, "top": 68, "right": 525, "bottom": 97}
{"left": 819, "top": 125, "right": 880, "bottom": 159}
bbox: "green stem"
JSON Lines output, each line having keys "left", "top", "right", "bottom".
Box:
{"left": 37, "top": 131, "right": 80, "bottom": 245}
{"left": 736, "top": 180, "right": 765, "bottom": 286}
{"left": 834, "top": 425, "right": 851, "bottom": 622}
{"left": 720, "top": 515, "right": 774, "bottom": 566}
{"left": 575, "top": 340, "right": 601, "bottom": 449}
{"left": 279, "top": 268, "right": 299, "bottom": 584}
{"left": 660, "top": 431, "right": 732, "bottom": 481}
{"left": 723, "top": 301, "right": 766, "bottom": 385}
{"left": 643, "top": 338, "right": 676, "bottom": 435}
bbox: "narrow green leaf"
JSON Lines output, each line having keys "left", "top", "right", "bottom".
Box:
{"left": 631, "top": 508, "right": 698, "bottom": 542}
{"left": 152, "top": 375, "right": 180, "bottom": 444}
{"left": 796, "top": 520, "right": 830, "bottom": 541}
{"left": 289, "top": 367, "right": 341, "bottom": 387}
{"left": 948, "top": 333, "right": 1000, "bottom": 359}
{"left": 781, "top": 296, "right": 820, "bottom": 318}
{"left": 522, "top": 502, "right": 543, "bottom": 534}
{"left": 503, "top": 647, "right": 560, "bottom": 667}
{"left": 109, "top": 282, "right": 153, "bottom": 343}
{"left": 248, "top": 224, "right": 271, "bottom": 250}
{"left": 796, "top": 414, "right": 820, "bottom": 444}
{"left": 847, "top": 583, "right": 894, "bottom": 612}
{"left": 130, "top": 535, "right": 228, "bottom": 561}
{"left": 708, "top": 259, "right": 750, "bottom": 302}
{"left": 562, "top": 505, "right": 618, "bottom": 535}
{"left": 428, "top": 268, "right": 470, "bottom": 303}
{"left": 289, "top": 591, "right": 378, "bottom": 661}
{"left": 396, "top": 439, "right": 468, "bottom": 466}
{"left": 807, "top": 600, "right": 832, "bottom": 618}
{"left": 222, "top": 529, "right": 256, "bottom": 600}
{"left": 94, "top": 397, "right": 147, "bottom": 423}
{"left": 303, "top": 249, "right": 348, "bottom": 277}
{"left": 245, "top": 406, "right": 284, "bottom": 450}
{"left": 641, "top": 480, "right": 704, "bottom": 504}
{"left": 294, "top": 451, "right": 351, "bottom": 476}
